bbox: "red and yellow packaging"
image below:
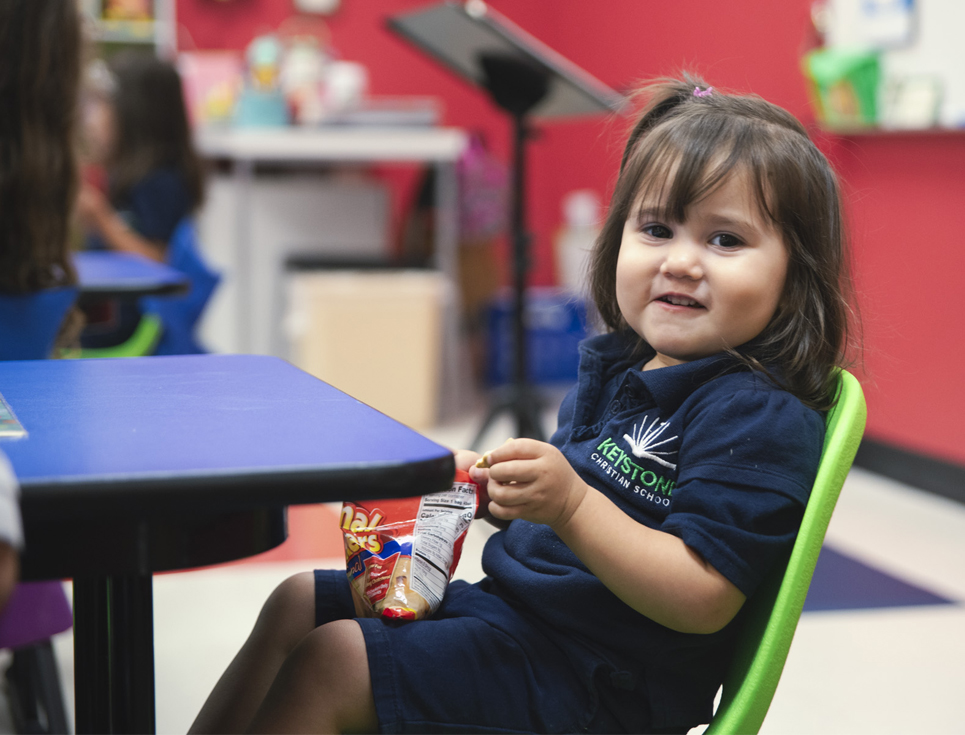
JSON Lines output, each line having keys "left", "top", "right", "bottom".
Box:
{"left": 341, "top": 469, "right": 482, "bottom": 621}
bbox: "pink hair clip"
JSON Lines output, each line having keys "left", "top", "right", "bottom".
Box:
{"left": 693, "top": 86, "right": 713, "bottom": 97}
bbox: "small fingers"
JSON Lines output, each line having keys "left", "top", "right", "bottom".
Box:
{"left": 453, "top": 449, "right": 481, "bottom": 473}
{"left": 468, "top": 463, "right": 488, "bottom": 485}
{"left": 486, "top": 479, "right": 528, "bottom": 508}
{"left": 475, "top": 437, "right": 516, "bottom": 469}
{"left": 481, "top": 438, "right": 546, "bottom": 468}
{"left": 487, "top": 498, "right": 528, "bottom": 522}
{"left": 487, "top": 459, "right": 540, "bottom": 486}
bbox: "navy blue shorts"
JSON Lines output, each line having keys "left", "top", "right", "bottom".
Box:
{"left": 314, "top": 569, "right": 652, "bottom": 734}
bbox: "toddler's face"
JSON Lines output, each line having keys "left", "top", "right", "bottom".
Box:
{"left": 81, "top": 94, "right": 116, "bottom": 164}
{"left": 616, "top": 171, "right": 788, "bottom": 370}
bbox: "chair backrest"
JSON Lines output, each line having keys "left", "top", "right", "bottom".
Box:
{"left": 705, "top": 369, "right": 867, "bottom": 735}
{"left": 73, "top": 312, "right": 163, "bottom": 359}
{"left": 0, "top": 581, "right": 74, "bottom": 649}
{"left": 0, "top": 287, "right": 78, "bottom": 361}
{"left": 141, "top": 218, "right": 221, "bottom": 355}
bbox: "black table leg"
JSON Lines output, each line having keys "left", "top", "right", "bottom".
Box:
{"left": 74, "top": 574, "right": 156, "bottom": 734}
{"left": 24, "top": 508, "right": 287, "bottom": 733}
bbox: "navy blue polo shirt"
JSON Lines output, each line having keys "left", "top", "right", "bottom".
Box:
{"left": 482, "top": 331, "right": 825, "bottom": 729}
{"left": 86, "top": 168, "right": 192, "bottom": 251}
{"left": 120, "top": 168, "right": 192, "bottom": 244}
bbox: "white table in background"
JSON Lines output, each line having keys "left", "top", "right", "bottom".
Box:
{"left": 195, "top": 126, "right": 469, "bottom": 419}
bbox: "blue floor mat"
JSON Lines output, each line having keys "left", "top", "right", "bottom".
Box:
{"left": 803, "top": 545, "right": 957, "bottom": 612}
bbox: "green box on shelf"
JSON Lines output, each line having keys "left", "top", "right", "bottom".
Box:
{"left": 803, "top": 48, "right": 880, "bottom": 129}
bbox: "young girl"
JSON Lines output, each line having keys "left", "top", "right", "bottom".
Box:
{"left": 77, "top": 51, "right": 205, "bottom": 263}
{"left": 190, "top": 76, "right": 853, "bottom": 735}
{"left": 76, "top": 51, "right": 207, "bottom": 349}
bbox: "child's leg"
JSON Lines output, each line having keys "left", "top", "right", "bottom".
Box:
{"left": 246, "top": 619, "right": 377, "bottom": 734}
{"left": 189, "top": 572, "right": 320, "bottom": 734}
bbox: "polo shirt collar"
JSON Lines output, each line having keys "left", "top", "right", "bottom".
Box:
{"left": 580, "top": 331, "right": 741, "bottom": 416}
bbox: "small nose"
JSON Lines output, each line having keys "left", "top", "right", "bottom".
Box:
{"left": 660, "top": 239, "right": 703, "bottom": 280}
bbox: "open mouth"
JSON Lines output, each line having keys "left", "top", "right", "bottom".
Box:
{"left": 656, "top": 294, "right": 703, "bottom": 308}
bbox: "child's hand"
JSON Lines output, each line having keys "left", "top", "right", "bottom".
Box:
{"left": 453, "top": 449, "right": 482, "bottom": 473}
{"left": 453, "top": 449, "right": 493, "bottom": 521}
{"left": 470, "top": 438, "right": 588, "bottom": 528}
{"left": 75, "top": 182, "right": 110, "bottom": 230}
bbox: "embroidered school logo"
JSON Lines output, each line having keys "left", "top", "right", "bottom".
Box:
{"left": 590, "top": 414, "right": 678, "bottom": 505}
{"left": 622, "top": 417, "right": 678, "bottom": 470}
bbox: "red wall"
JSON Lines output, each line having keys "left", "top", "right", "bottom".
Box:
{"left": 178, "top": 0, "right": 965, "bottom": 466}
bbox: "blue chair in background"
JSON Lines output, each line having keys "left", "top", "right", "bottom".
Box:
{"left": 142, "top": 218, "right": 220, "bottom": 355}
{"left": 0, "top": 287, "right": 78, "bottom": 360}
{"left": 0, "top": 287, "right": 76, "bottom": 734}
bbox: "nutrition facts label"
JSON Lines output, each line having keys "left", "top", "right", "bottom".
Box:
{"left": 410, "top": 482, "right": 477, "bottom": 609}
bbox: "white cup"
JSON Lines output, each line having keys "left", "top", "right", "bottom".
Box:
{"left": 325, "top": 61, "right": 368, "bottom": 113}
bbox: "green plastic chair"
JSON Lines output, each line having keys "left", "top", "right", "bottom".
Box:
{"left": 66, "top": 313, "right": 163, "bottom": 359}
{"left": 705, "top": 369, "right": 867, "bottom": 735}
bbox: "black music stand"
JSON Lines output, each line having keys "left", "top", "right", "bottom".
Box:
{"left": 387, "top": 1, "right": 625, "bottom": 447}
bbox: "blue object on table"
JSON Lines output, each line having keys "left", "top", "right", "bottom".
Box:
{"left": 1, "top": 354, "right": 453, "bottom": 735}
{"left": 486, "top": 287, "right": 590, "bottom": 385}
{"left": 0, "top": 287, "right": 78, "bottom": 360}
{"left": 73, "top": 250, "right": 189, "bottom": 298}
{"left": 233, "top": 87, "right": 289, "bottom": 128}
{"left": 142, "top": 219, "right": 221, "bottom": 355}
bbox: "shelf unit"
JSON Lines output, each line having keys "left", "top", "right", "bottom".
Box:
{"left": 78, "top": 0, "right": 177, "bottom": 58}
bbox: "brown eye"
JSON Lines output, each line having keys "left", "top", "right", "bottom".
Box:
{"left": 643, "top": 224, "right": 672, "bottom": 239}
{"left": 711, "top": 233, "right": 743, "bottom": 248}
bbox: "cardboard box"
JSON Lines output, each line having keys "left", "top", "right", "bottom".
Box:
{"left": 287, "top": 271, "right": 447, "bottom": 429}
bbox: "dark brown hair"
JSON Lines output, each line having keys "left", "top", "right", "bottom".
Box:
{"left": 590, "top": 76, "right": 855, "bottom": 411}
{"left": 107, "top": 51, "right": 205, "bottom": 211}
{"left": 0, "top": 0, "right": 81, "bottom": 294}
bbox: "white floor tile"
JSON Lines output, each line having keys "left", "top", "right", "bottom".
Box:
{"left": 760, "top": 467, "right": 965, "bottom": 734}
{"left": 763, "top": 605, "right": 965, "bottom": 734}
{"left": 824, "top": 467, "right": 965, "bottom": 599}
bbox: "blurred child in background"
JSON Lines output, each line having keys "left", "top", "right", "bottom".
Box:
{"left": 77, "top": 51, "right": 207, "bottom": 349}
{"left": 78, "top": 51, "right": 205, "bottom": 262}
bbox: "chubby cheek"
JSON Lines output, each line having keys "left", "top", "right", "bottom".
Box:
{"left": 725, "top": 272, "right": 787, "bottom": 346}
{"left": 614, "top": 254, "right": 645, "bottom": 323}
{"left": 83, "top": 108, "right": 115, "bottom": 162}
{"left": 726, "top": 301, "right": 772, "bottom": 347}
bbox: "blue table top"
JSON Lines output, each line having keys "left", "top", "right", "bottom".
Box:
{"left": 73, "top": 250, "right": 189, "bottom": 297}
{"left": 0, "top": 355, "right": 454, "bottom": 521}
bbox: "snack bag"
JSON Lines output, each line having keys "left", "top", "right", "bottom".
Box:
{"left": 341, "top": 469, "right": 482, "bottom": 621}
